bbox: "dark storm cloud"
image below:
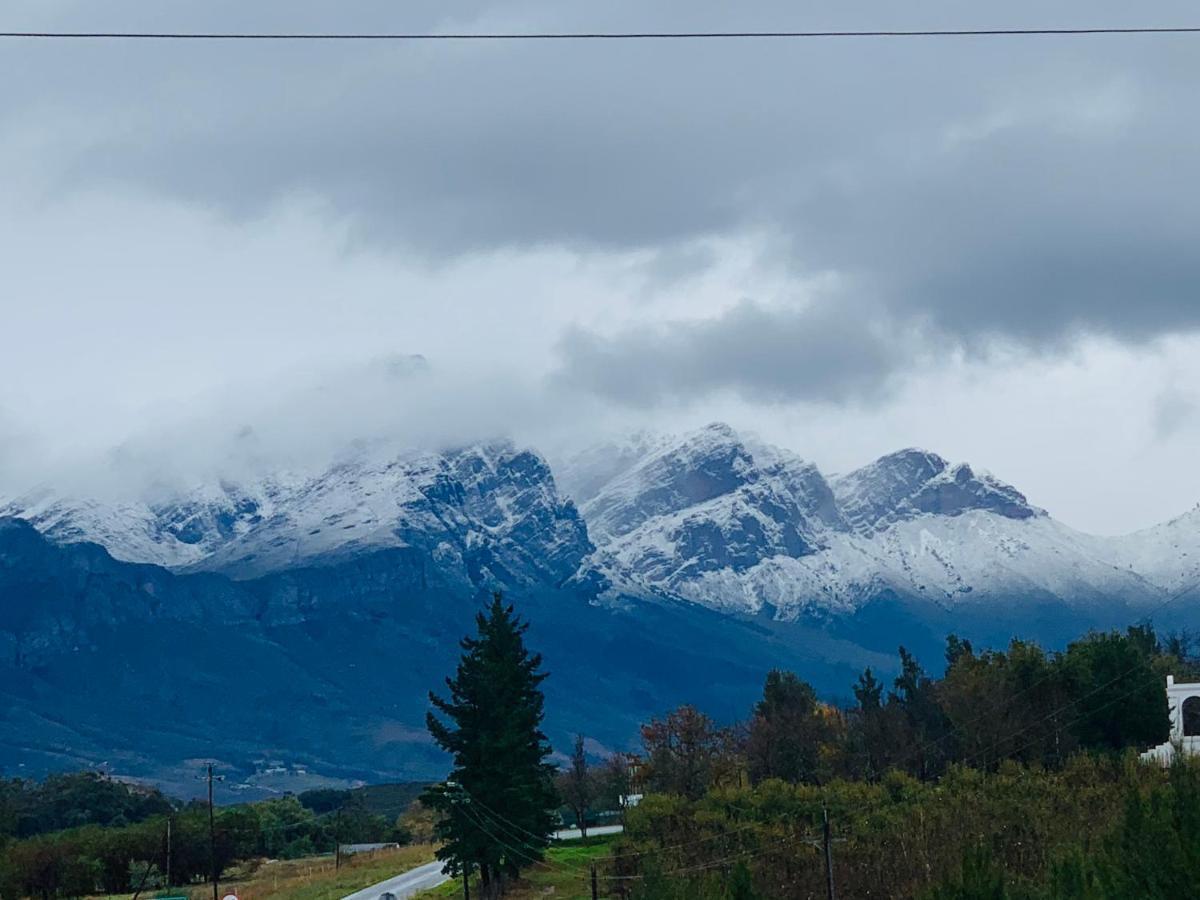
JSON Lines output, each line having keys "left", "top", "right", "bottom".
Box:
{"left": 557, "top": 300, "right": 914, "bottom": 406}
{"left": 5, "top": 0, "right": 1200, "bottom": 401}
{"left": 774, "top": 89, "right": 1200, "bottom": 347}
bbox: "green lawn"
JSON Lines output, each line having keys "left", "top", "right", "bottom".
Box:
{"left": 421, "top": 835, "right": 618, "bottom": 900}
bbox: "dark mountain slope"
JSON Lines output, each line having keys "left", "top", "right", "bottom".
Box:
{"left": 0, "top": 518, "right": 888, "bottom": 796}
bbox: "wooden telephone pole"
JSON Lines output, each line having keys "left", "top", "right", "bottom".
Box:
{"left": 198, "top": 764, "right": 224, "bottom": 900}
{"left": 822, "top": 804, "right": 836, "bottom": 900}
{"left": 208, "top": 765, "right": 219, "bottom": 900}
{"left": 335, "top": 807, "right": 343, "bottom": 871}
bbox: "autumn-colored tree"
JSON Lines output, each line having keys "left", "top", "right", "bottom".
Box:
{"left": 640, "top": 706, "right": 739, "bottom": 800}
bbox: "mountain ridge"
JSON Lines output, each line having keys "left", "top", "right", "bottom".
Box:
{"left": 4, "top": 441, "right": 591, "bottom": 586}
{"left": 3, "top": 423, "right": 1195, "bottom": 790}
{"left": 3, "top": 423, "right": 1193, "bottom": 616}
{"left": 562, "top": 424, "right": 1171, "bottom": 619}
{"left": 0, "top": 514, "right": 894, "bottom": 793}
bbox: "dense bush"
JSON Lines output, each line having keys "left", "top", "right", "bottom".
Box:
{"left": 0, "top": 785, "right": 410, "bottom": 897}
{"left": 606, "top": 626, "right": 1200, "bottom": 898}
{"left": 612, "top": 756, "right": 1200, "bottom": 899}
{"left": 0, "top": 772, "right": 172, "bottom": 842}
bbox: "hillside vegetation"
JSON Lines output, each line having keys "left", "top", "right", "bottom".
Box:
{"left": 0, "top": 777, "right": 424, "bottom": 898}
{"left": 560, "top": 626, "right": 1200, "bottom": 898}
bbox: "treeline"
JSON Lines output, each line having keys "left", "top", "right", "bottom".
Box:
{"left": 0, "top": 780, "right": 414, "bottom": 898}
{"left": 0, "top": 772, "right": 172, "bottom": 842}
{"left": 604, "top": 626, "right": 1200, "bottom": 898}
{"left": 633, "top": 626, "right": 1192, "bottom": 797}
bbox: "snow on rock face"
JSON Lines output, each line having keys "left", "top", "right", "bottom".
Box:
{"left": 832, "top": 449, "right": 1041, "bottom": 536}
{"left": 672, "top": 511, "right": 1161, "bottom": 620}
{"left": 580, "top": 423, "right": 758, "bottom": 541}
{"left": 1, "top": 443, "right": 591, "bottom": 586}
{"left": 1097, "top": 504, "right": 1200, "bottom": 593}
{"left": 573, "top": 424, "right": 848, "bottom": 595}
{"left": 574, "top": 427, "right": 1156, "bottom": 619}
{"left": 0, "top": 484, "right": 268, "bottom": 571}
{"left": 7, "top": 423, "right": 1198, "bottom": 622}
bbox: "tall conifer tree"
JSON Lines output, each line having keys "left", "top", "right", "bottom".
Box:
{"left": 425, "top": 593, "right": 556, "bottom": 899}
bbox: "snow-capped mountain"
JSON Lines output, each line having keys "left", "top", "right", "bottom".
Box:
{"left": 4, "top": 423, "right": 1194, "bottom": 620}
{"left": 1098, "top": 504, "right": 1200, "bottom": 594}
{"left": 831, "top": 448, "right": 1040, "bottom": 537}
{"left": 568, "top": 424, "right": 843, "bottom": 600}
{"left": 5, "top": 422, "right": 1198, "bottom": 787}
{"left": 2, "top": 442, "right": 591, "bottom": 586}
{"left": 561, "top": 424, "right": 1170, "bottom": 619}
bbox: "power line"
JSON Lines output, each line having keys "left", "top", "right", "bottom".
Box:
{"left": 603, "top": 830, "right": 815, "bottom": 881}
{"left": 456, "top": 784, "right": 765, "bottom": 867}
{"left": 955, "top": 643, "right": 1167, "bottom": 770}
{"left": 450, "top": 788, "right": 554, "bottom": 848}
{"left": 457, "top": 804, "right": 586, "bottom": 877}
{"left": 3, "top": 27, "right": 1200, "bottom": 41}
{"left": 981, "top": 667, "right": 1168, "bottom": 767}
{"left": 461, "top": 796, "right": 819, "bottom": 890}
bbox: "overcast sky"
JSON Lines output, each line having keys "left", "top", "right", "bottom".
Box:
{"left": 3, "top": 0, "right": 1200, "bottom": 534}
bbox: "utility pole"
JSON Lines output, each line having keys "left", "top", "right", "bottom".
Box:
{"left": 198, "top": 764, "right": 225, "bottom": 900}
{"left": 335, "top": 807, "right": 342, "bottom": 871}
{"left": 590, "top": 862, "right": 598, "bottom": 900}
{"left": 165, "top": 816, "right": 172, "bottom": 888}
{"left": 208, "top": 764, "right": 219, "bottom": 900}
{"left": 822, "top": 804, "right": 836, "bottom": 900}
{"left": 462, "top": 866, "right": 470, "bottom": 900}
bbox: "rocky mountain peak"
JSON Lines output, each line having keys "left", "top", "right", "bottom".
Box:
{"left": 579, "top": 423, "right": 757, "bottom": 542}
{"left": 1, "top": 442, "right": 591, "bottom": 589}
{"left": 832, "top": 449, "right": 1040, "bottom": 536}
{"left": 572, "top": 425, "right": 850, "bottom": 601}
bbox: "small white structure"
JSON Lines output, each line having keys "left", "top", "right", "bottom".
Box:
{"left": 1141, "top": 675, "right": 1200, "bottom": 763}
{"left": 339, "top": 842, "right": 401, "bottom": 856}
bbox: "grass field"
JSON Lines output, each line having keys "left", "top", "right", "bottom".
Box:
{"left": 90, "top": 844, "right": 436, "bottom": 900}
{"left": 421, "top": 836, "right": 618, "bottom": 900}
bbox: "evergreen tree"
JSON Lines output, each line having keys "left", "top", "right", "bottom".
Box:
{"left": 853, "top": 668, "right": 883, "bottom": 711}
{"left": 849, "top": 667, "right": 891, "bottom": 779}
{"left": 424, "top": 593, "right": 557, "bottom": 899}
{"left": 891, "top": 647, "right": 954, "bottom": 777}
{"left": 1062, "top": 627, "right": 1170, "bottom": 752}
{"left": 746, "top": 670, "right": 831, "bottom": 785}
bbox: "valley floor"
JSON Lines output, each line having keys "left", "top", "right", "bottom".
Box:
{"left": 86, "top": 844, "right": 436, "bottom": 900}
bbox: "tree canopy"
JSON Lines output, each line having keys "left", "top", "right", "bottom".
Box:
{"left": 424, "top": 592, "right": 557, "bottom": 899}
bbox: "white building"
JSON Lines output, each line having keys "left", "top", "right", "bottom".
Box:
{"left": 1140, "top": 675, "right": 1200, "bottom": 763}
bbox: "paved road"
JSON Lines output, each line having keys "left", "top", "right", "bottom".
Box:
{"left": 340, "top": 859, "right": 451, "bottom": 900}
